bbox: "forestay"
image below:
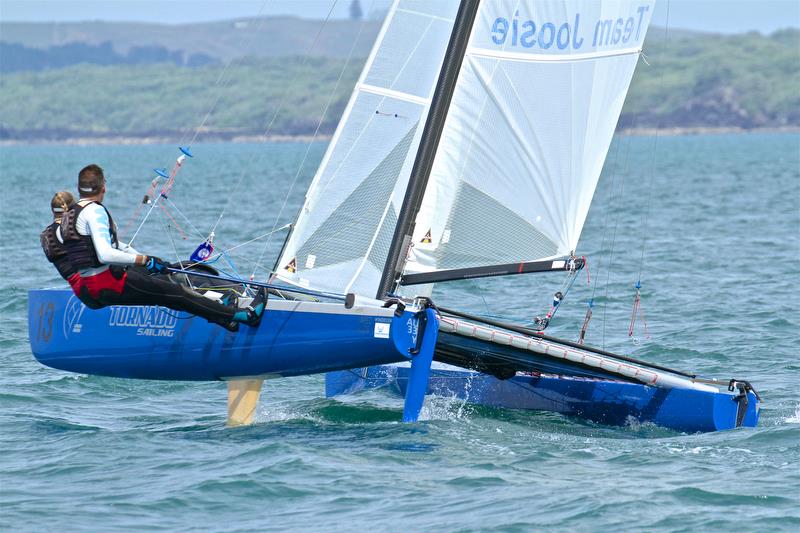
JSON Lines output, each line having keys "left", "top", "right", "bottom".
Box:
{"left": 275, "top": 0, "right": 459, "bottom": 296}
{"left": 402, "top": 0, "right": 655, "bottom": 283}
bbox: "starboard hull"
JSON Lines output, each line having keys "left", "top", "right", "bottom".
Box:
{"left": 325, "top": 314, "right": 760, "bottom": 433}
{"left": 326, "top": 363, "right": 759, "bottom": 433}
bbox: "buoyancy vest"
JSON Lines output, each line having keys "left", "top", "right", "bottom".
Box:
{"left": 60, "top": 201, "right": 119, "bottom": 270}
{"left": 40, "top": 221, "right": 76, "bottom": 280}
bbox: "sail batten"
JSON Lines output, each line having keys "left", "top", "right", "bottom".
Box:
{"left": 358, "top": 84, "right": 430, "bottom": 105}
{"left": 397, "top": 8, "right": 456, "bottom": 23}
{"left": 467, "top": 46, "right": 643, "bottom": 62}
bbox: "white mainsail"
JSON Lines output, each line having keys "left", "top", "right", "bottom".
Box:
{"left": 275, "top": 1, "right": 460, "bottom": 296}
{"left": 402, "top": 0, "right": 655, "bottom": 281}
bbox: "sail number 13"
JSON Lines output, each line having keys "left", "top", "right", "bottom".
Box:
{"left": 37, "top": 302, "right": 55, "bottom": 343}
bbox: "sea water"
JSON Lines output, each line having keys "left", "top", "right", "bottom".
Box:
{"left": 1, "top": 134, "right": 798, "bottom": 531}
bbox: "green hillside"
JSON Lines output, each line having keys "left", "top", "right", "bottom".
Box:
{"left": 0, "top": 57, "right": 362, "bottom": 139}
{"left": 0, "top": 26, "right": 797, "bottom": 141}
{"left": 623, "top": 28, "right": 800, "bottom": 128}
{"left": 0, "top": 17, "right": 381, "bottom": 60}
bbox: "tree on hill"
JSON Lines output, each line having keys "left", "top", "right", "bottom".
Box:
{"left": 350, "top": 0, "right": 363, "bottom": 21}
{"left": 0, "top": 41, "right": 219, "bottom": 73}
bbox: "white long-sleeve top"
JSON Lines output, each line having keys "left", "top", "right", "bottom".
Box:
{"left": 57, "top": 201, "right": 140, "bottom": 276}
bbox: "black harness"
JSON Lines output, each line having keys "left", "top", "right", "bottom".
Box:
{"left": 40, "top": 222, "right": 77, "bottom": 280}
{"left": 60, "top": 200, "right": 119, "bottom": 270}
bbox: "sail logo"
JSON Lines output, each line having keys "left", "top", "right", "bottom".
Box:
{"left": 63, "top": 294, "right": 87, "bottom": 338}
{"left": 490, "top": 5, "right": 650, "bottom": 51}
{"left": 108, "top": 305, "right": 178, "bottom": 337}
{"left": 420, "top": 229, "right": 432, "bottom": 244}
{"left": 407, "top": 317, "right": 419, "bottom": 346}
{"left": 373, "top": 321, "right": 391, "bottom": 339}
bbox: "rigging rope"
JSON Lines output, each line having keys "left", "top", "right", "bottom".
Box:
{"left": 639, "top": 5, "right": 672, "bottom": 269}
{"left": 533, "top": 256, "right": 583, "bottom": 331}
{"left": 175, "top": 224, "right": 291, "bottom": 272}
{"left": 120, "top": 176, "right": 161, "bottom": 238}
{"left": 575, "top": 50, "right": 642, "bottom": 347}
{"left": 207, "top": 0, "right": 342, "bottom": 237}
{"left": 158, "top": 208, "right": 193, "bottom": 289}
{"left": 117, "top": 0, "right": 347, "bottom": 282}
{"left": 596, "top": 12, "right": 673, "bottom": 347}
{"left": 584, "top": 3, "right": 672, "bottom": 348}
{"left": 180, "top": 0, "right": 277, "bottom": 148}
{"left": 251, "top": 1, "right": 375, "bottom": 279}
{"left": 128, "top": 149, "right": 191, "bottom": 246}
{"left": 158, "top": 202, "right": 190, "bottom": 241}
{"left": 161, "top": 196, "right": 205, "bottom": 240}
{"left": 628, "top": 0, "right": 671, "bottom": 344}
{"left": 578, "top": 304, "right": 592, "bottom": 345}
{"left": 600, "top": 126, "right": 635, "bottom": 348}
{"left": 123, "top": 0, "right": 277, "bottom": 245}
{"left": 628, "top": 281, "right": 651, "bottom": 344}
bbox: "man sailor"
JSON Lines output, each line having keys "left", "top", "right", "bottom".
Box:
{"left": 59, "top": 164, "right": 265, "bottom": 331}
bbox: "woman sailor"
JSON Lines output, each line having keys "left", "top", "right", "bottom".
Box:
{"left": 40, "top": 191, "right": 96, "bottom": 305}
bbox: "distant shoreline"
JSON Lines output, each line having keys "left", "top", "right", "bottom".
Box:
{"left": 1, "top": 127, "right": 798, "bottom": 146}
{"left": 619, "top": 126, "right": 800, "bottom": 137}
{"left": 0, "top": 133, "right": 334, "bottom": 147}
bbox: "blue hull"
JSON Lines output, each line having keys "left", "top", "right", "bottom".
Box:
{"left": 29, "top": 289, "right": 759, "bottom": 432}
{"left": 326, "top": 365, "right": 759, "bottom": 433}
{"left": 29, "top": 289, "right": 420, "bottom": 380}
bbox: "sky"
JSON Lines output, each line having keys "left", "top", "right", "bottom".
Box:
{"left": 0, "top": 0, "right": 799, "bottom": 34}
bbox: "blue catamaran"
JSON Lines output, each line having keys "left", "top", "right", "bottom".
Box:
{"left": 29, "top": 0, "right": 759, "bottom": 431}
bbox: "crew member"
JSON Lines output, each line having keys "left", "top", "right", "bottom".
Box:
{"left": 40, "top": 191, "right": 83, "bottom": 292}
{"left": 59, "top": 164, "right": 265, "bottom": 331}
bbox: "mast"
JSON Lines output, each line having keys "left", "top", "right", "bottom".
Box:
{"left": 375, "top": 0, "right": 480, "bottom": 299}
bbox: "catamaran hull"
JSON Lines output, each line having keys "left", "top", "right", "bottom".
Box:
{"left": 28, "top": 289, "right": 420, "bottom": 381}
{"left": 326, "top": 364, "right": 759, "bottom": 433}
{"left": 326, "top": 315, "right": 760, "bottom": 433}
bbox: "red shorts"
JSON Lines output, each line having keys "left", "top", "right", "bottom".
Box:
{"left": 80, "top": 268, "right": 127, "bottom": 299}
{"left": 67, "top": 273, "right": 84, "bottom": 297}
